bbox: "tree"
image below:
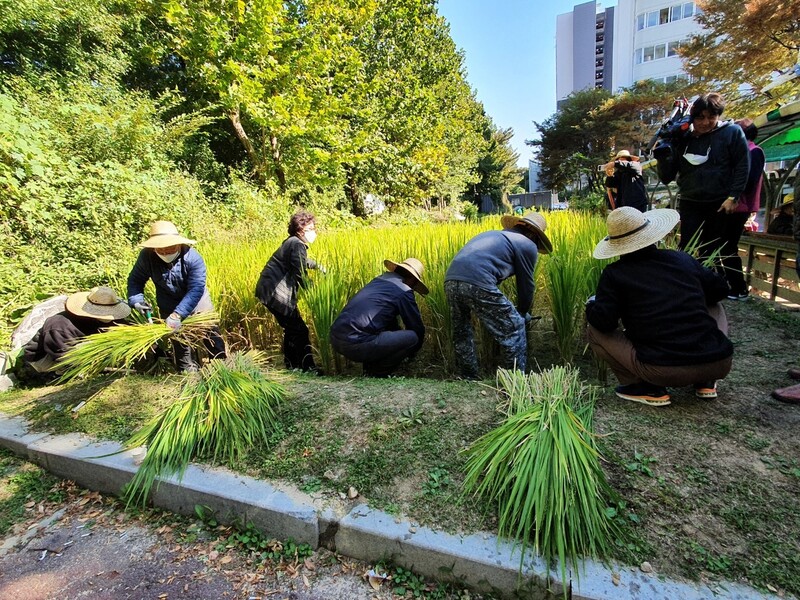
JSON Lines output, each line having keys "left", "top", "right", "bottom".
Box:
{"left": 528, "top": 88, "right": 613, "bottom": 193}
{"left": 471, "top": 119, "right": 521, "bottom": 205}
{"left": 681, "top": 0, "right": 800, "bottom": 113}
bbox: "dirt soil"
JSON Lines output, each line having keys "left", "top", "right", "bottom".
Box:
{"left": 0, "top": 483, "right": 470, "bottom": 600}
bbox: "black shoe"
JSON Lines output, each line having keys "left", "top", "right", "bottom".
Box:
{"left": 726, "top": 291, "right": 749, "bottom": 301}
{"left": 615, "top": 383, "right": 671, "bottom": 406}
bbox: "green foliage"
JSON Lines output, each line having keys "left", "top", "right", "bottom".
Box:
{"left": 464, "top": 367, "right": 621, "bottom": 595}
{"left": 122, "top": 351, "right": 286, "bottom": 506}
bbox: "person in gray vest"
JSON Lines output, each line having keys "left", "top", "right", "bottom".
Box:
{"left": 444, "top": 212, "right": 551, "bottom": 380}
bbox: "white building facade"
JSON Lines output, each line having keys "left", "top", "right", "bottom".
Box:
{"left": 557, "top": 0, "right": 703, "bottom": 102}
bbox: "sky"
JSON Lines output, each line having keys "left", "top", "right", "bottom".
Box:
{"left": 438, "top": 0, "right": 616, "bottom": 167}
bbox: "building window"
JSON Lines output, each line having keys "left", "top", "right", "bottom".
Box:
{"left": 636, "top": 3, "right": 695, "bottom": 29}
{"left": 654, "top": 43, "right": 666, "bottom": 60}
{"left": 636, "top": 40, "right": 683, "bottom": 64}
{"left": 668, "top": 41, "right": 681, "bottom": 57}
{"left": 635, "top": 48, "right": 643, "bottom": 64}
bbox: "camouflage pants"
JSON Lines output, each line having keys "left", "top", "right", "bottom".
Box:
{"left": 444, "top": 280, "right": 526, "bottom": 379}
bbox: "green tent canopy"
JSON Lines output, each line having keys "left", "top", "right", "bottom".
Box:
{"left": 754, "top": 99, "right": 800, "bottom": 162}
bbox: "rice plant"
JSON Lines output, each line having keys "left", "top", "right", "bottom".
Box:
{"left": 57, "top": 312, "right": 221, "bottom": 381}
{"left": 541, "top": 212, "right": 608, "bottom": 363}
{"left": 123, "top": 350, "right": 286, "bottom": 507}
{"left": 463, "top": 367, "right": 620, "bottom": 595}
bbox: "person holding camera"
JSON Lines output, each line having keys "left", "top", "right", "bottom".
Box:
{"left": 586, "top": 207, "right": 733, "bottom": 406}
{"left": 655, "top": 93, "right": 750, "bottom": 263}
{"left": 604, "top": 150, "right": 648, "bottom": 212}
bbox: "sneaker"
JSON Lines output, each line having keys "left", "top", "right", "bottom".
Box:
{"left": 726, "top": 292, "right": 749, "bottom": 301}
{"left": 615, "top": 383, "right": 671, "bottom": 406}
{"left": 694, "top": 382, "right": 717, "bottom": 399}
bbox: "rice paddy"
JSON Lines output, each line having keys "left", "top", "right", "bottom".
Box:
{"left": 201, "top": 212, "right": 611, "bottom": 375}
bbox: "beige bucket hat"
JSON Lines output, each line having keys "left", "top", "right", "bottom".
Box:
{"left": 65, "top": 286, "right": 131, "bottom": 322}
{"left": 614, "top": 149, "right": 640, "bottom": 161}
{"left": 384, "top": 257, "right": 429, "bottom": 295}
{"left": 593, "top": 207, "right": 680, "bottom": 259}
{"left": 500, "top": 212, "right": 553, "bottom": 254}
{"left": 140, "top": 221, "right": 196, "bottom": 249}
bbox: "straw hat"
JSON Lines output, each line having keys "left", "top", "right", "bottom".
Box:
{"left": 614, "top": 149, "right": 640, "bottom": 162}
{"left": 500, "top": 212, "right": 553, "bottom": 254}
{"left": 65, "top": 286, "right": 131, "bottom": 322}
{"left": 593, "top": 207, "right": 680, "bottom": 259}
{"left": 140, "top": 221, "right": 196, "bottom": 249}
{"left": 770, "top": 194, "right": 794, "bottom": 216}
{"left": 384, "top": 257, "right": 429, "bottom": 295}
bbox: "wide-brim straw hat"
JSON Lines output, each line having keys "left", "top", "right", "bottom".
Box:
{"left": 140, "top": 220, "right": 196, "bottom": 248}
{"left": 65, "top": 286, "right": 131, "bottom": 322}
{"left": 500, "top": 212, "right": 553, "bottom": 254}
{"left": 593, "top": 207, "right": 680, "bottom": 259}
{"left": 384, "top": 257, "right": 429, "bottom": 295}
{"left": 615, "top": 149, "right": 640, "bottom": 161}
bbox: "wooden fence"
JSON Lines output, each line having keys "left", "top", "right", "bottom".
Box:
{"left": 739, "top": 233, "right": 800, "bottom": 306}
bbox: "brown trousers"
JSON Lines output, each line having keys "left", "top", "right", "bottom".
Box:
{"left": 587, "top": 303, "right": 733, "bottom": 387}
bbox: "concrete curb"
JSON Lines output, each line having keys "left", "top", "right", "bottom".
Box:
{"left": 0, "top": 412, "right": 783, "bottom": 600}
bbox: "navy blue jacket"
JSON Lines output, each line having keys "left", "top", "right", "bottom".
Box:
{"left": 586, "top": 246, "right": 733, "bottom": 366}
{"left": 657, "top": 121, "right": 749, "bottom": 203}
{"left": 330, "top": 272, "right": 425, "bottom": 350}
{"left": 444, "top": 229, "right": 538, "bottom": 315}
{"left": 127, "top": 246, "right": 209, "bottom": 318}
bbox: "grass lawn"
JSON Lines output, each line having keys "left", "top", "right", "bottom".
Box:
{"left": 1, "top": 297, "right": 799, "bottom": 596}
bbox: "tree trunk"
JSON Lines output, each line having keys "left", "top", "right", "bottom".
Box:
{"left": 227, "top": 108, "right": 267, "bottom": 186}
{"left": 270, "top": 134, "right": 287, "bottom": 193}
{"left": 344, "top": 166, "right": 365, "bottom": 217}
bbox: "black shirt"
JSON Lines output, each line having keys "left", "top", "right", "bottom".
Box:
{"left": 586, "top": 246, "right": 733, "bottom": 366}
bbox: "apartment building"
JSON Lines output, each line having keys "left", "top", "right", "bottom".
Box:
{"left": 557, "top": 0, "right": 703, "bottom": 103}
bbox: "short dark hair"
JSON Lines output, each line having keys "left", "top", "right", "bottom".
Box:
{"left": 288, "top": 211, "right": 315, "bottom": 236}
{"left": 690, "top": 93, "right": 726, "bottom": 118}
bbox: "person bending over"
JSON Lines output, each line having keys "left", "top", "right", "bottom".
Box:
{"left": 586, "top": 207, "right": 733, "bottom": 407}
{"left": 444, "top": 212, "right": 551, "bottom": 380}
{"left": 330, "top": 258, "right": 427, "bottom": 377}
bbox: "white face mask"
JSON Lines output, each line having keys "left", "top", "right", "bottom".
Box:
{"left": 157, "top": 249, "right": 180, "bottom": 263}
{"left": 683, "top": 145, "right": 710, "bottom": 166}
{"left": 304, "top": 230, "right": 317, "bottom": 244}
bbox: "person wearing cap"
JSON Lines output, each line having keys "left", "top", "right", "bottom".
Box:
{"left": 444, "top": 212, "right": 552, "bottom": 380}
{"left": 22, "top": 287, "right": 131, "bottom": 376}
{"left": 255, "top": 211, "right": 321, "bottom": 373}
{"left": 127, "top": 220, "right": 226, "bottom": 372}
{"left": 603, "top": 150, "right": 648, "bottom": 212}
{"left": 766, "top": 195, "right": 794, "bottom": 236}
{"left": 330, "top": 258, "right": 428, "bottom": 377}
{"left": 586, "top": 206, "right": 734, "bottom": 406}
{"left": 655, "top": 93, "right": 749, "bottom": 263}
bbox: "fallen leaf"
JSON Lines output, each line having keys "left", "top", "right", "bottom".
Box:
{"left": 611, "top": 572, "right": 620, "bottom": 586}
{"left": 302, "top": 575, "right": 310, "bottom": 587}
{"left": 348, "top": 486, "right": 358, "bottom": 499}
{"left": 220, "top": 555, "right": 233, "bottom": 564}
{"left": 209, "top": 550, "right": 219, "bottom": 561}
{"left": 768, "top": 584, "right": 778, "bottom": 592}
{"left": 24, "top": 501, "right": 35, "bottom": 509}
{"left": 303, "top": 558, "right": 315, "bottom": 571}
